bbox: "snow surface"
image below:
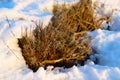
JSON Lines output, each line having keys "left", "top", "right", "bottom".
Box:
{"left": 1, "top": 0, "right": 120, "bottom": 80}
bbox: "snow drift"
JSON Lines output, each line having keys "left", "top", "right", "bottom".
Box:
{"left": 1, "top": 0, "right": 120, "bottom": 80}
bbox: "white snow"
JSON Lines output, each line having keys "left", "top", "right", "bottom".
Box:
{"left": 1, "top": 0, "right": 120, "bottom": 80}
{"left": 90, "top": 29, "right": 120, "bottom": 68}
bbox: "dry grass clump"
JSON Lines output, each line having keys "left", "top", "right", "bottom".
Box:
{"left": 18, "top": 25, "right": 92, "bottom": 72}
{"left": 52, "top": 0, "right": 97, "bottom": 32}
{"left": 18, "top": 0, "right": 108, "bottom": 72}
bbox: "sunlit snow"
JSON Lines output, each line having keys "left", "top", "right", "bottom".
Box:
{"left": 1, "top": 0, "right": 120, "bottom": 80}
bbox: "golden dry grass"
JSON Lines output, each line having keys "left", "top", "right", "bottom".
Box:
{"left": 18, "top": 0, "right": 112, "bottom": 72}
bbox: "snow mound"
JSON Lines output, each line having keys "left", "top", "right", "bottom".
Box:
{"left": 1, "top": 0, "right": 120, "bottom": 80}
{"left": 91, "top": 29, "right": 120, "bottom": 67}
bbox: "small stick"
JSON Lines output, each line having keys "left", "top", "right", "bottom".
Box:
{"left": 11, "top": 31, "right": 16, "bottom": 37}
{"left": 5, "top": 16, "right": 11, "bottom": 28}
{"left": 6, "top": 45, "right": 20, "bottom": 60}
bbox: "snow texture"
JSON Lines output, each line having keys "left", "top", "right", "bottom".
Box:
{"left": 1, "top": 0, "right": 120, "bottom": 80}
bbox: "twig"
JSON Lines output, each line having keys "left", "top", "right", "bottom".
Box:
{"left": 6, "top": 45, "right": 20, "bottom": 60}
{"left": 11, "top": 31, "right": 16, "bottom": 37}
{"left": 5, "top": 16, "right": 11, "bottom": 28}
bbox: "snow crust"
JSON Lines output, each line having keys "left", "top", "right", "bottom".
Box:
{"left": 1, "top": 0, "right": 120, "bottom": 80}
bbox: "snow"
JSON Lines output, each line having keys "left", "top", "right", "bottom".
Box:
{"left": 1, "top": 0, "right": 120, "bottom": 80}
{"left": 91, "top": 29, "right": 120, "bottom": 67}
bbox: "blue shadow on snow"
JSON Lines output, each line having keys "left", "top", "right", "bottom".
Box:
{"left": 0, "top": 0, "right": 15, "bottom": 9}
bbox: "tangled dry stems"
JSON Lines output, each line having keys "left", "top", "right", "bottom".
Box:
{"left": 18, "top": 0, "right": 112, "bottom": 72}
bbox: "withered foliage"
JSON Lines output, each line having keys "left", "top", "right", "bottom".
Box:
{"left": 18, "top": 0, "right": 110, "bottom": 72}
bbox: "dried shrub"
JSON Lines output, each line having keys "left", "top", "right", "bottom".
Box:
{"left": 18, "top": 25, "right": 92, "bottom": 72}
{"left": 18, "top": 0, "right": 109, "bottom": 72}
{"left": 52, "top": 0, "right": 97, "bottom": 32}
